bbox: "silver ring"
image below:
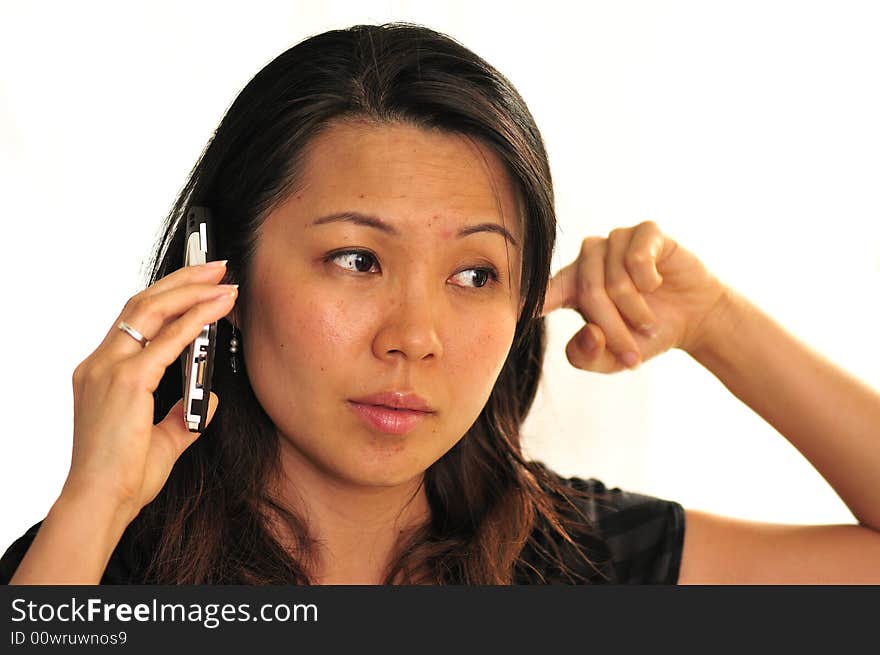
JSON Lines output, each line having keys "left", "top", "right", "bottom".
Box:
{"left": 117, "top": 320, "right": 149, "bottom": 348}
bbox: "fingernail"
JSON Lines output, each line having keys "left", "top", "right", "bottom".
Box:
{"left": 206, "top": 259, "right": 228, "bottom": 268}
{"left": 212, "top": 284, "right": 238, "bottom": 297}
{"left": 640, "top": 323, "right": 656, "bottom": 337}
{"left": 622, "top": 351, "right": 640, "bottom": 369}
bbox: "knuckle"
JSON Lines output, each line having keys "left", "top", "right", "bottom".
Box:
{"left": 579, "top": 285, "right": 603, "bottom": 306}
{"left": 606, "top": 275, "right": 632, "bottom": 297}
{"left": 86, "top": 364, "right": 105, "bottom": 385}
{"left": 72, "top": 362, "right": 86, "bottom": 386}
{"left": 123, "top": 293, "right": 144, "bottom": 313}
{"left": 168, "top": 312, "right": 204, "bottom": 345}
{"left": 77, "top": 361, "right": 103, "bottom": 386}
{"left": 625, "top": 250, "right": 650, "bottom": 268}
{"left": 164, "top": 315, "right": 189, "bottom": 340}
{"left": 139, "top": 299, "right": 166, "bottom": 324}
{"left": 580, "top": 236, "right": 601, "bottom": 254}
{"left": 72, "top": 365, "right": 104, "bottom": 399}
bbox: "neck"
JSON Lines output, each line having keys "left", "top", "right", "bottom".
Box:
{"left": 266, "top": 435, "right": 432, "bottom": 585}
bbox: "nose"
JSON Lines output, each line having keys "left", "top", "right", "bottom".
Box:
{"left": 372, "top": 282, "right": 444, "bottom": 363}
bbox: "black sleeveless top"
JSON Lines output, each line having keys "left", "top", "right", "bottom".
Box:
{"left": 0, "top": 463, "right": 685, "bottom": 585}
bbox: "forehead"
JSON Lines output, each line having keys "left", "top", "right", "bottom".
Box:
{"left": 292, "top": 119, "right": 524, "bottom": 242}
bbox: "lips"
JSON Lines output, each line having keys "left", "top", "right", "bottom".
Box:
{"left": 349, "top": 390, "right": 434, "bottom": 413}
{"left": 347, "top": 401, "right": 432, "bottom": 435}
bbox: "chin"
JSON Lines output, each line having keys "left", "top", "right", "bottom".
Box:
{"left": 335, "top": 454, "right": 429, "bottom": 488}
{"left": 355, "top": 466, "right": 426, "bottom": 488}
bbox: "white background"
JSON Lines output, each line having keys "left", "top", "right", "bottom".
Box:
{"left": 2, "top": 0, "right": 879, "bottom": 552}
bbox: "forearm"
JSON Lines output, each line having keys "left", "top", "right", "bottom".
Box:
{"left": 686, "top": 286, "right": 880, "bottom": 531}
{"left": 9, "top": 491, "right": 134, "bottom": 584}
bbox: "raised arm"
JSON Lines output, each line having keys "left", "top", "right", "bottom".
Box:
{"left": 541, "top": 221, "right": 880, "bottom": 583}
{"left": 686, "top": 285, "right": 880, "bottom": 532}
{"left": 678, "top": 285, "right": 880, "bottom": 583}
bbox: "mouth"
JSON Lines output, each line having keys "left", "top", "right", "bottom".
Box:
{"left": 347, "top": 401, "right": 433, "bottom": 435}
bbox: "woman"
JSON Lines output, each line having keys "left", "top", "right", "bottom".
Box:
{"left": 2, "top": 22, "right": 879, "bottom": 585}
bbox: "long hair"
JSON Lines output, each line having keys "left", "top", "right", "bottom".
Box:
{"left": 126, "top": 22, "right": 611, "bottom": 584}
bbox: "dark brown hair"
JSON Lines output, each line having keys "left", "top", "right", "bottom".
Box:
{"left": 129, "top": 22, "right": 611, "bottom": 584}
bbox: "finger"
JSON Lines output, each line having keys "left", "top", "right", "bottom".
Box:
{"left": 576, "top": 238, "right": 643, "bottom": 368}
{"left": 104, "top": 282, "right": 239, "bottom": 359}
{"left": 605, "top": 227, "right": 658, "bottom": 336}
{"left": 125, "top": 290, "right": 238, "bottom": 391}
{"left": 97, "top": 262, "right": 230, "bottom": 348}
{"left": 540, "top": 260, "right": 578, "bottom": 317}
{"left": 146, "top": 261, "right": 230, "bottom": 298}
{"left": 564, "top": 322, "right": 627, "bottom": 374}
{"left": 628, "top": 222, "right": 665, "bottom": 294}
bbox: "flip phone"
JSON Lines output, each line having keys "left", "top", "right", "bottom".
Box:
{"left": 181, "top": 206, "right": 218, "bottom": 432}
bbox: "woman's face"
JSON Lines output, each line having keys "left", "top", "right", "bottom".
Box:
{"left": 242, "top": 119, "right": 524, "bottom": 489}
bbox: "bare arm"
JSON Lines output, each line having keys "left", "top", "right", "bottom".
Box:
{"left": 687, "top": 286, "right": 880, "bottom": 532}
{"left": 539, "top": 222, "right": 880, "bottom": 581}
{"left": 9, "top": 263, "right": 232, "bottom": 584}
{"left": 678, "top": 508, "right": 880, "bottom": 584}
{"left": 9, "top": 490, "right": 135, "bottom": 585}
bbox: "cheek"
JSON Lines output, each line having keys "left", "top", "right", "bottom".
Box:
{"left": 447, "top": 316, "right": 516, "bottom": 396}
{"left": 258, "top": 289, "right": 373, "bottom": 369}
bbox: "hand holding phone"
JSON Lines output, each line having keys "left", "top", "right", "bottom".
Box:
{"left": 62, "top": 245, "right": 235, "bottom": 522}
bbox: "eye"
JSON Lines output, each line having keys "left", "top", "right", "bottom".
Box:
{"left": 450, "top": 267, "right": 499, "bottom": 289}
{"left": 325, "top": 249, "right": 499, "bottom": 289}
{"left": 327, "top": 250, "right": 379, "bottom": 274}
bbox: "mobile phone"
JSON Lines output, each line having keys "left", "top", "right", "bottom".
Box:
{"left": 181, "top": 206, "right": 218, "bottom": 432}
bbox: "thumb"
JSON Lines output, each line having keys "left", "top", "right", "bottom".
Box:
{"left": 204, "top": 391, "right": 220, "bottom": 428}
{"left": 140, "top": 393, "right": 221, "bottom": 510}
{"left": 154, "top": 392, "right": 221, "bottom": 454}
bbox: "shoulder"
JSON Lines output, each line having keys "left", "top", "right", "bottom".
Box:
{"left": 526, "top": 461, "right": 686, "bottom": 584}
{"left": 0, "top": 519, "right": 144, "bottom": 585}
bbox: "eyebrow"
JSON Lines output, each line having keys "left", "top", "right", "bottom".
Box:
{"left": 310, "top": 211, "right": 520, "bottom": 250}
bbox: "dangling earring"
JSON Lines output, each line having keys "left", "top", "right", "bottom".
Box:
{"left": 229, "top": 325, "right": 241, "bottom": 373}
